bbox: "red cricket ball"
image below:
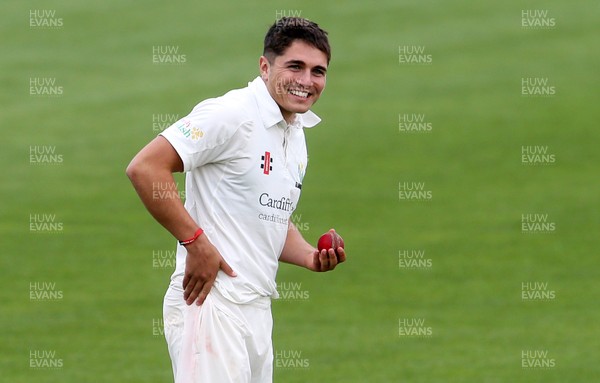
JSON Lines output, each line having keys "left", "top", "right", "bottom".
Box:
{"left": 317, "top": 230, "right": 345, "bottom": 253}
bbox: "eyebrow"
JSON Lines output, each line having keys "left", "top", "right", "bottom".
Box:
{"left": 284, "top": 59, "right": 328, "bottom": 73}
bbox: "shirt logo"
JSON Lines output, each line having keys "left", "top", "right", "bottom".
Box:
{"left": 261, "top": 151, "right": 273, "bottom": 175}
{"left": 175, "top": 119, "right": 204, "bottom": 141}
{"left": 259, "top": 193, "right": 294, "bottom": 212}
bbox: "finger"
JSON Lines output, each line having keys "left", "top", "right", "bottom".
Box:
{"left": 335, "top": 247, "right": 346, "bottom": 263}
{"left": 311, "top": 251, "right": 321, "bottom": 271}
{"left": 183, "top": 275, "right": 195, "bottom": 300}
{"left": 318, "top": 249, "right": 327, "bottom": 271}
{"left": 219, "top": 258, "right": 237, "bottom": 277}
{"left": 327, "top": 248, "right": 339, "bottom": 270}
{"left": 186, "top": 280, "right": 205, "bottom": 306}
{"left": 319, "top": 249, "right": 332, "bottom": 271}
{"left": 195, "top": 280, "right": 214, "bottom": 306}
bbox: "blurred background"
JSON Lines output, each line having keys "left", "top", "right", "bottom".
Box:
{"left": 1, "top": 0, "right": 598, "bottom": 381}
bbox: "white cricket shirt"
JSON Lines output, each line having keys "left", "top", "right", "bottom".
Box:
{"left": 160, "top": 77, "right": 320, "bottom": 304}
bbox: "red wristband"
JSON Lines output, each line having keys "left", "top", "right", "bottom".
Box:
{"left": 178, "top": 228, "right": 203, "bottom": 246}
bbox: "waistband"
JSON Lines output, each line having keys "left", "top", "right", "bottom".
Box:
{"left": 168, "top": 278, "right": 272, "bottom": 309}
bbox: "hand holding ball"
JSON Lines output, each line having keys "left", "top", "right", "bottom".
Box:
{"left": 317, "top": 229, "right": 344, "bottom": 256}
{"left": 312, "top": 229, "right": 346, "bottom": 271}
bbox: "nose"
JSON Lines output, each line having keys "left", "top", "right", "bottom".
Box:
{"left": 296, "top": 69, "right": 312, "bottom": 87}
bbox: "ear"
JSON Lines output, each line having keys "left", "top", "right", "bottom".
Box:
{"left": 259, "top": 56, "right": 270, "bottom": 81}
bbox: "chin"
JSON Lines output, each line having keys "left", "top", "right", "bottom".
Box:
{"left": 294, "top": 104, "right": 311, "bottom": 111}
{"left": 288, "top": 101, "right": 314, "bottom": 113}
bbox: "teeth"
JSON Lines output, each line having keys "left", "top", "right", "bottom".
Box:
{"left": 289, "top": 89, "right": 309, "bottom": 98}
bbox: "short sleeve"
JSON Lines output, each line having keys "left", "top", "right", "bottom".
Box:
{"left": 160, "top": 99, "right": 246, "bottom": 171}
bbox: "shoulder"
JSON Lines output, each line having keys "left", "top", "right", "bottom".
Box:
{"left": 184, "top": 88, "right": 255, "bottom": 142}
{"left": 189, "top": 91, "right": 251, "bottom": 128}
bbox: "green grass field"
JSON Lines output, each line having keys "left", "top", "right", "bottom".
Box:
{"left": 2, "top": 1, "right": 599, "bottom": 382}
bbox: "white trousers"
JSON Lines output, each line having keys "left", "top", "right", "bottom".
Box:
{"left": 163, "top": 284, "right": 273, "bottom": 383}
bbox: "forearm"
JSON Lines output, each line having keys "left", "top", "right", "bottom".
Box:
{"left": 129, "top": 170, "right": 197, "bottom": 240}
{"left": 279, "top": 221, "right": 315, "bottom": 269}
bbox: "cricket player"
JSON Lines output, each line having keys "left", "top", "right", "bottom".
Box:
{"left": 126, "top": 17, "right": 345, "bottom": 382}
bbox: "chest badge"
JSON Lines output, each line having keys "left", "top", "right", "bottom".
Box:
{"left": 261, "top": 151, "right": 273, "bottom": 175}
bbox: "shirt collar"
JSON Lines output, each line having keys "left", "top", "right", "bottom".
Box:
{"left": 248, "top": 76, "right": 321, "bottom": 129}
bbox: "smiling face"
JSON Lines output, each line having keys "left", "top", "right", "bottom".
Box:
{"left": 259, "top": 40, "right": 328, "bottom": 124}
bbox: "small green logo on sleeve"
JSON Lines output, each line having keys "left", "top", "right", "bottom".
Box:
{"left": 176, "top": 119, "right": 204, "bottom": 141}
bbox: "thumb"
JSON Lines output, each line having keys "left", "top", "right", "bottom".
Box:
{"left": 219, "top": 258, "right": 237, "bottom": 277}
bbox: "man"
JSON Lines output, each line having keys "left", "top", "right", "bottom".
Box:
{"left": 126, "top": 17, "right": 345, "bottom": 382}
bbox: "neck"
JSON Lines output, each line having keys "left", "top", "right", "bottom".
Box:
{"left": 281, "top": 109, "right": 296, "bottom": 125}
